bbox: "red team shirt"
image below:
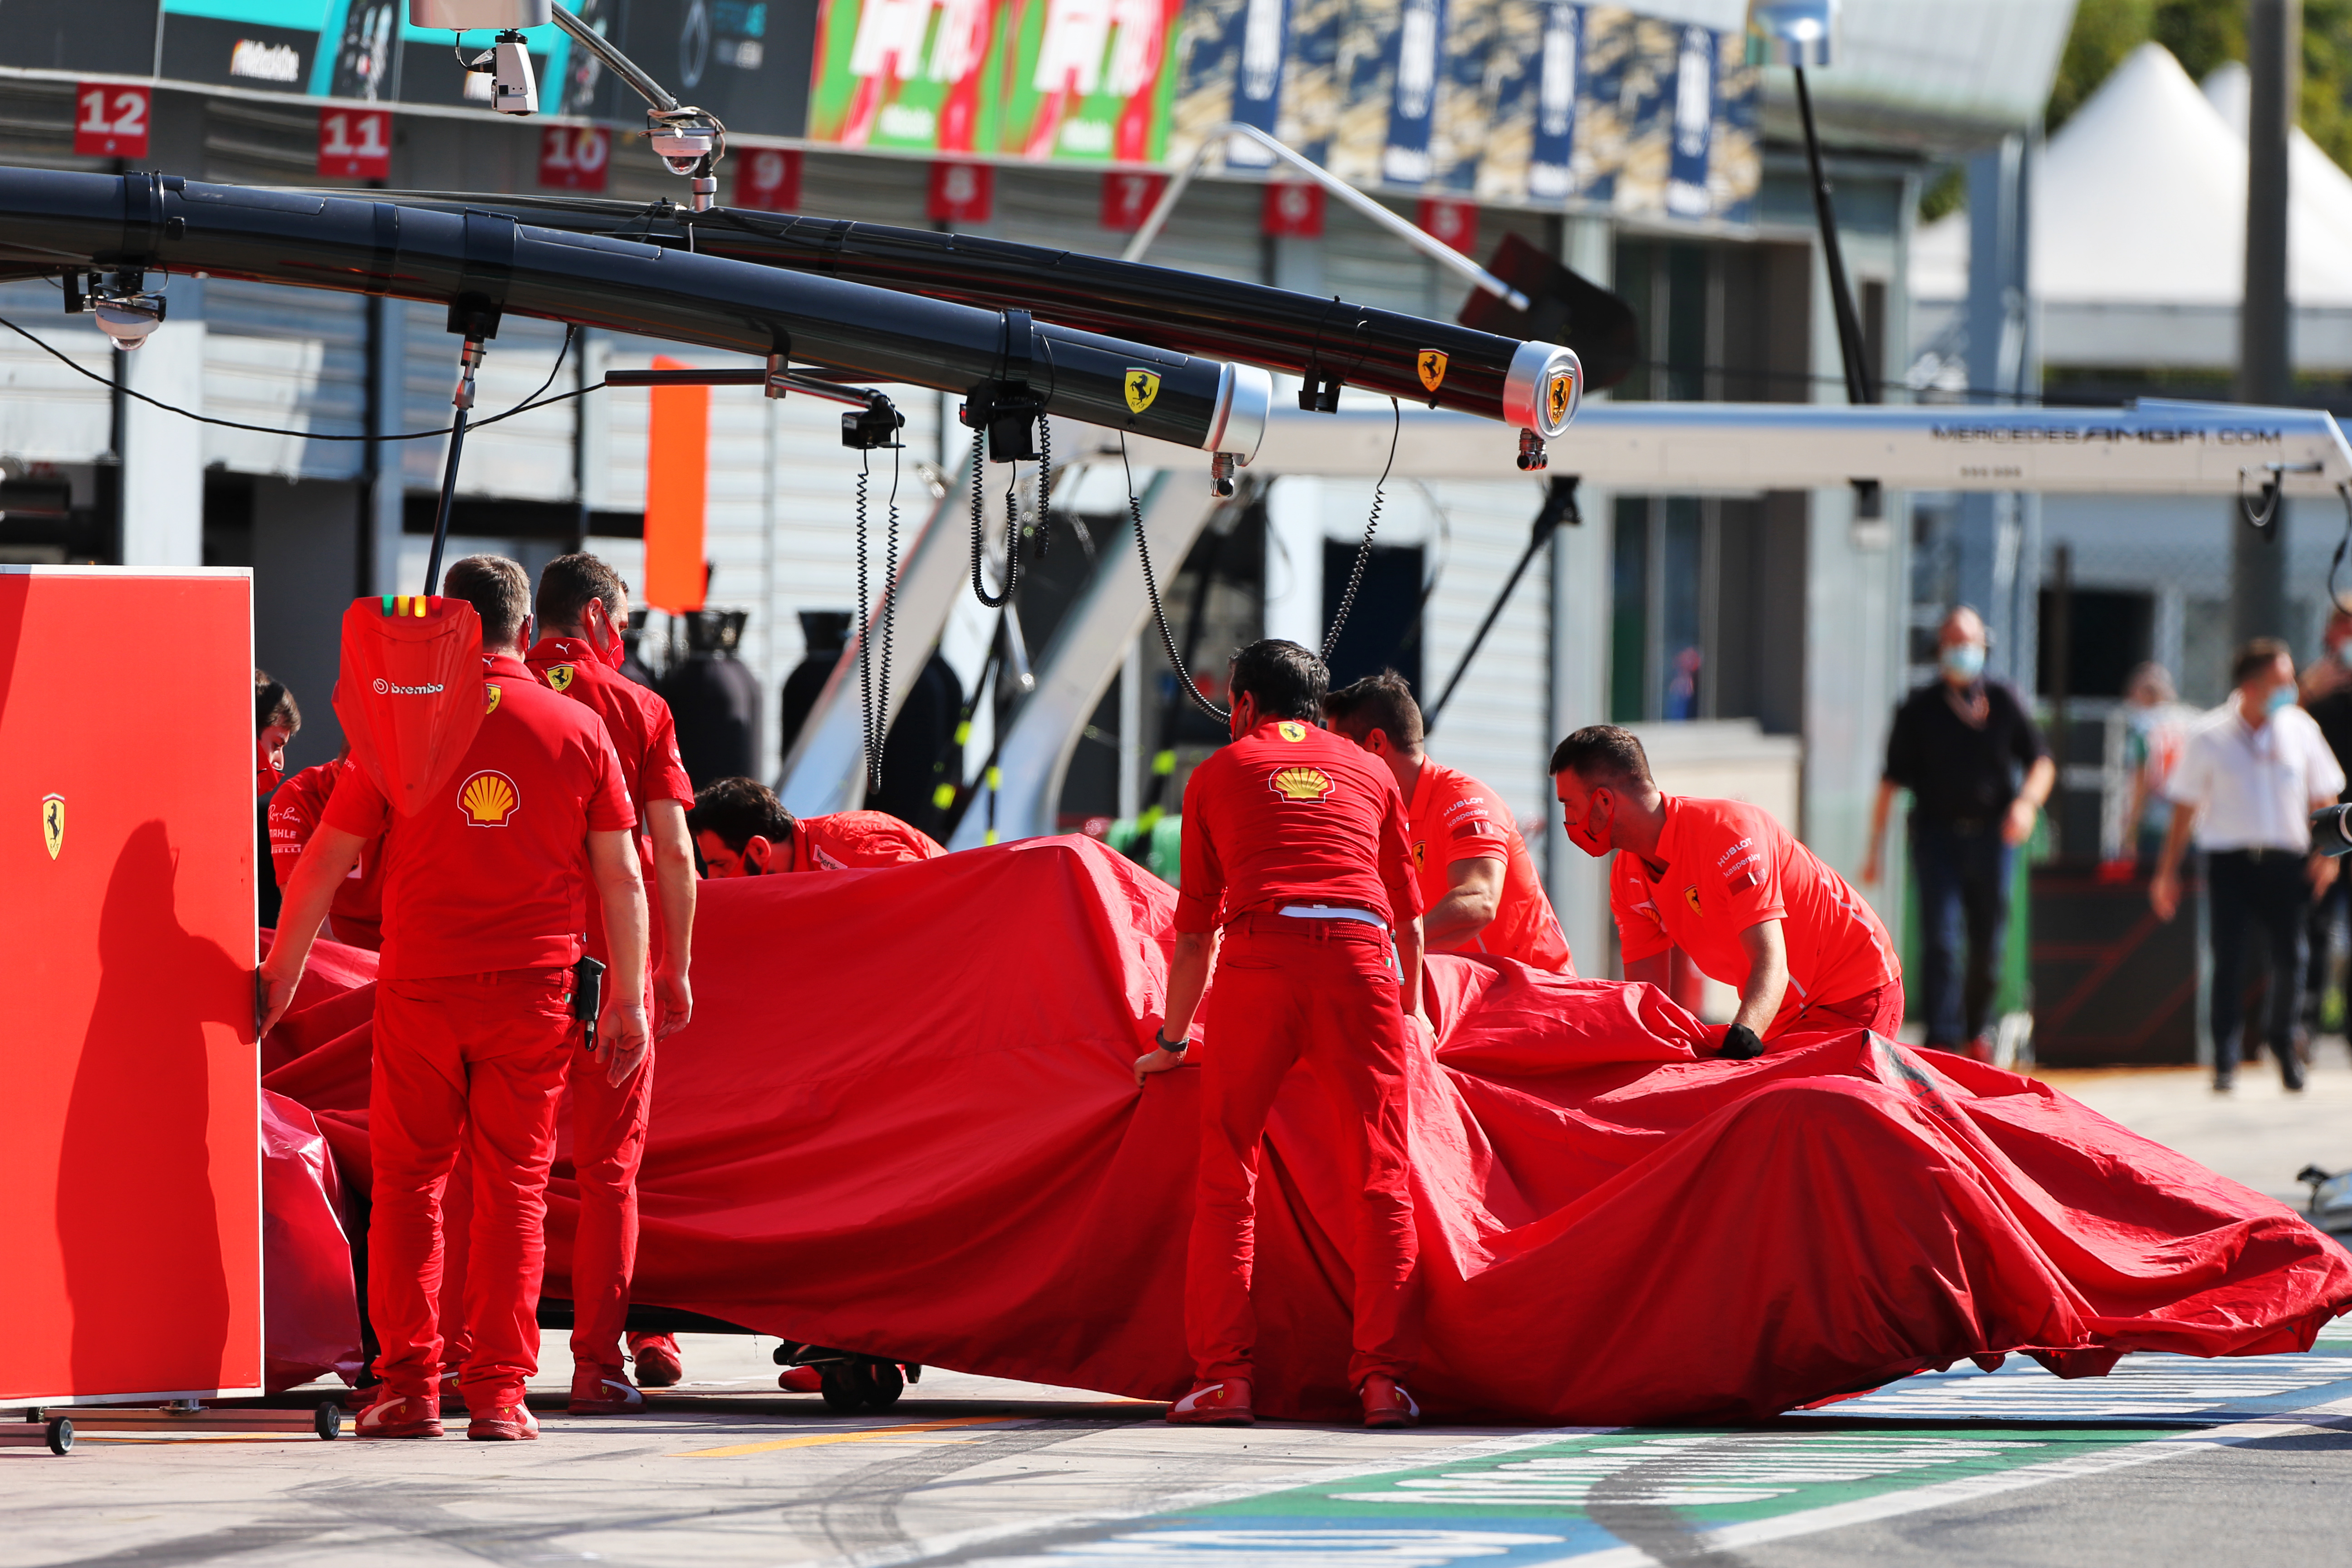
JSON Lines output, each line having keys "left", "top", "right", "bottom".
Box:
{"left": 526, "top": 637, "right": 696, "bottom": 963}
{"left": 1176, "top": 718, "right": 1422, "bottom": 935}
{"left": 323, "top": 653, "right": 636, "bottom": 980}
{"left": 791, "top": 810, "right": 946, "bottom": 869}
{"left": 1609, "top": 795, "right": 1896, "bottom": 1036}
{"left": 269, "top": 760, "right": 386, "bottom": 951}
{"left": 1405, "top": 760, "right": 1574, "bottom": 972}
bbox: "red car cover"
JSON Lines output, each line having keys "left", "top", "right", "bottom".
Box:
{"left": 333, "top": 596, "right": 485, "bottom": 818}
{"left": 259, "top": 838, "right": 2352, "bottom": 1423}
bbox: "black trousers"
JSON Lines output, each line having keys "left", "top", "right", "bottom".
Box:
{"left": 2207, "top": 849, "right": 2309, "bottom": 1089}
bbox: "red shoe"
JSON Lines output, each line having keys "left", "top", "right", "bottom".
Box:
{"left": 467, "top": 1401, "right": 540, "bottom": 1441}
{"left": 631, "top": 1333, "right": 684, "bottom": 1388}
{"left": 1360, "top": 1374, "right": 1420, "bottom": 1429}
{"left": 1167, "top": 1378, "right": 1253, "bottom": 1426}
{"left": 778, "top": 1365, "right": 823, "bottom": 1393}
{"left": 569, "top": 1363, "right": 647, "bottom": 1415}
{"left": 353, "top": 1392, "right": 444, "bottom": 1440}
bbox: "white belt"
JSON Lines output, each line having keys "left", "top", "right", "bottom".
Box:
{"left": 1279, "top": 904, "right": 1388, "bottom": 931}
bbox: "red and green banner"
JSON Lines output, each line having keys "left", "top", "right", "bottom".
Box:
{"left": 806, "top": 0, "right": 1184, "bottom": 163}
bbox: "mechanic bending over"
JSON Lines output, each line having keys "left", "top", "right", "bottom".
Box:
{"left": 690, "top": 776, "right": 945, "bottom": 874}
{"left": 1323, "top": 669, "right": 1575, "bottom": 973}
{"left": 261, "top": 555, "right": 648, "bottom": 1443}
{"left": 1553, "top": 725, "right": 1902, "bottom": 1058}
{"left": 269, "top": 738, "right": 386, "bottom": 952}
{"left": 1136, "top": 639, "right": 1426, "bottom": 1431}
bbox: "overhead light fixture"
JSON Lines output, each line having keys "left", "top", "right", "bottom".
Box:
{"left": 1748, "top": 0, "right": 1837, "bottom": 67}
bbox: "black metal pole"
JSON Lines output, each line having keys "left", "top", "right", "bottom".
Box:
{"left": 425, "top": 336, "right": 485, "bottom": 596}
{"left": 2234, "top": 0, "right": 2298, "bottom": 646}
{"left": 1792, "top": 66, "right": 1876, "bottom": 406}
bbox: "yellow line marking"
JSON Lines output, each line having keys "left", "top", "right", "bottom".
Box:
{"left": 673, "top": 1415, "right": 1012, "bottom": 1459}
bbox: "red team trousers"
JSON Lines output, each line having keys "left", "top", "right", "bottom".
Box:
{"left": 1188, "top": 915, "right": 1420, "bottom": 1388}
{"left": 368, "top": 970, "right": 575, "bottom": 1412}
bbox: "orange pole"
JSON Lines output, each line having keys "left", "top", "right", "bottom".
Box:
{"left": 643, "top": 354, "right": 710, "bottom": 613}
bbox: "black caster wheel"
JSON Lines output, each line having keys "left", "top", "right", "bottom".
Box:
{"left": 314, "top": 1402, "right": 343, "bottom": 1440}
{"left": 819, "top": 1363, "right": 872, "bottom": 1413}
{"left": 45, "top": 1417, "right": 72, "bottom": 1455}
{"left": 864, "top": 1360, "right": 905, "bottom": 1410}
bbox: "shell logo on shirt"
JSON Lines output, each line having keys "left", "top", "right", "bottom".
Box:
{"left": 546, "top": 664, "right": 576, "bottom": 693}
{"left": 1277, "top": 720, "right": 1309, "bottom": 742}
{"left": 1270, "top": 766, "right": 1334, "bottom": 803}
{"left": 458, "top": 770, "right": 521, "bottom": 826}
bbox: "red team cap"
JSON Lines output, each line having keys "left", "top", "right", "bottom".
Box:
{"left": 334, "top": 595, "right": 488, "bottom": 818}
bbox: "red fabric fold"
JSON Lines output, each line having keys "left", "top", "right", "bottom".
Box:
{"left": 260, "top": 836, "right": 2352, "bottom": 1422}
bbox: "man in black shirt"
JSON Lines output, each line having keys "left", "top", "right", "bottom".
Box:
{"left": 1861, "top": 606, "right": 2054, "bottom": 1057}
{"left": 2300, "top": 609, "right": 2352, "bottom": 1033}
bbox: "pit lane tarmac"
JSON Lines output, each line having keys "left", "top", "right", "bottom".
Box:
{"left": 12, "top": 1322, "right": 2352, "bottom": 1568}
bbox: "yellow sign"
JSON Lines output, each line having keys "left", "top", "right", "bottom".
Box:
{"left": 546, "top": 665, "right": 575, "bottom": 693}
{"left": 1269, "top": 765, "right": 1333, "bottom": 803}
{"left": 1277, "top": 720, "right": 1308, "bottom": 742}
{"left": 459, "top": 769, "right": 521, "bottom": 825}
{"left": 1546, "top": 368, "right": 1577, "bottom": 427}
{"left": 1416, "top": 350, "right": 1448, "bottom": 393}
{"left": 485, "top": 683, "right": 502, "bottom": 715}
{"left": 41, "top": 793, "right": 63, "bottom": 860}
{"left": 1123, "top": 368, "right": 1161, "bottom": 415}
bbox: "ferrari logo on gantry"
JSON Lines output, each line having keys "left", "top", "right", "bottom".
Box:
{"left": 1417, "top": 350, "right": 1448, "bottom": 393}
{"left": 1546, "top": 368, "right": 1577, "bottom": 426}
{"left": 1124, "top": 369, "right": 1161, "bottom": 415}
{"left": 41, "top": 793, "right": 63, "bottom": 859}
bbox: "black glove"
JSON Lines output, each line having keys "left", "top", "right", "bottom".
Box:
{"left": 1719, "top": 1024, "right": 1764, "bottom": 1061}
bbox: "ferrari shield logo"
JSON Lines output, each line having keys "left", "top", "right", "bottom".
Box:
{"left": 546, "top": 664, "right": 575, "bottom": 693}
{"left": 1278, "top": 720, "right": 1309, "bottom": 742}
{"left": 1416, "top": 350, "right": 1448, "bottom": 393}
{"left": 1546, "top": 368, "right": 1577, "bottom": 426}
{"left": 1412, "top": 841, "right": 1427, "bottom": 870}
{"left": 40, "top": 793, "right": 63, "bottom": 860}
{"left": 485, "top": 683, "right": 502, "bottom": 715}
{"left": 1124, "top": 369, "right": 1161, "bottom": 415}
{"left": 1684, "top": 885, "right": 1702, "bottom": 916}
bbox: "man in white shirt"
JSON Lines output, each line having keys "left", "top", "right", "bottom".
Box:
{"left": 2152, "top": 638, "right": 2345, "bottom": 1091}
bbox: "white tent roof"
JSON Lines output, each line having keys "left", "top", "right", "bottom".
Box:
{"left": 1912, "top": 43, "right": 2352, "bottom": 307}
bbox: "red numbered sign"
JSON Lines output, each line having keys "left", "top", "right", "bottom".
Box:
{"left": 735, "top": 147, "right": 802, "bottom": 212}
{"left": 1261, "top": 181, "right": 1324, "bottom": 239}
{"left": 74, "top": 83, "right": 150, "bottom": 159}
{"left": 537, "top": 125, "right": 611, "bottom": 192}
{"left": 318, "top": 108, "right": 392, "bottom": 181}
{"left": 1100, "top": 171, "right": 1168, "bottom": 232}
{"left": 1417, "top": 197, "right": 1477, "bottom": 255}
{"left": 927, "top": 160, "right": 993, "bottom": 225}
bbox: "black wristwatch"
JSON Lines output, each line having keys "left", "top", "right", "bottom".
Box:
{"left": 1155, "top": 1029, "right": 1189, "bottom": 1055}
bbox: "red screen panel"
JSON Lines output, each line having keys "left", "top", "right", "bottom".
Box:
{"left": 0, "top": 568, "right": 262, "bottom": 1403}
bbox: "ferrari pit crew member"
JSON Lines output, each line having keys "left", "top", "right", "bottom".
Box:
{"left": 256, "top": 670, "right": 299, "bottom": 797}
{"left": 1134, "top": 640, "right": 1426, "bottom": 1431}
{"left": 527, "top": 553, "right": 700, "bottom": 1412}
{"left": 260, "top": 555, "right": 648, "bottom": 1444}
{"left": 1323, "top": 669, "right": 1574, "bottom": 972}
{"left": 1553, "top": 725, "right": 1900, "bottom": 1058}
{"left": 268, "top": 745, "right": 386, "bottom": 951}
{"left": 689, "top": 776, "right": 945, "bottom": 874}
